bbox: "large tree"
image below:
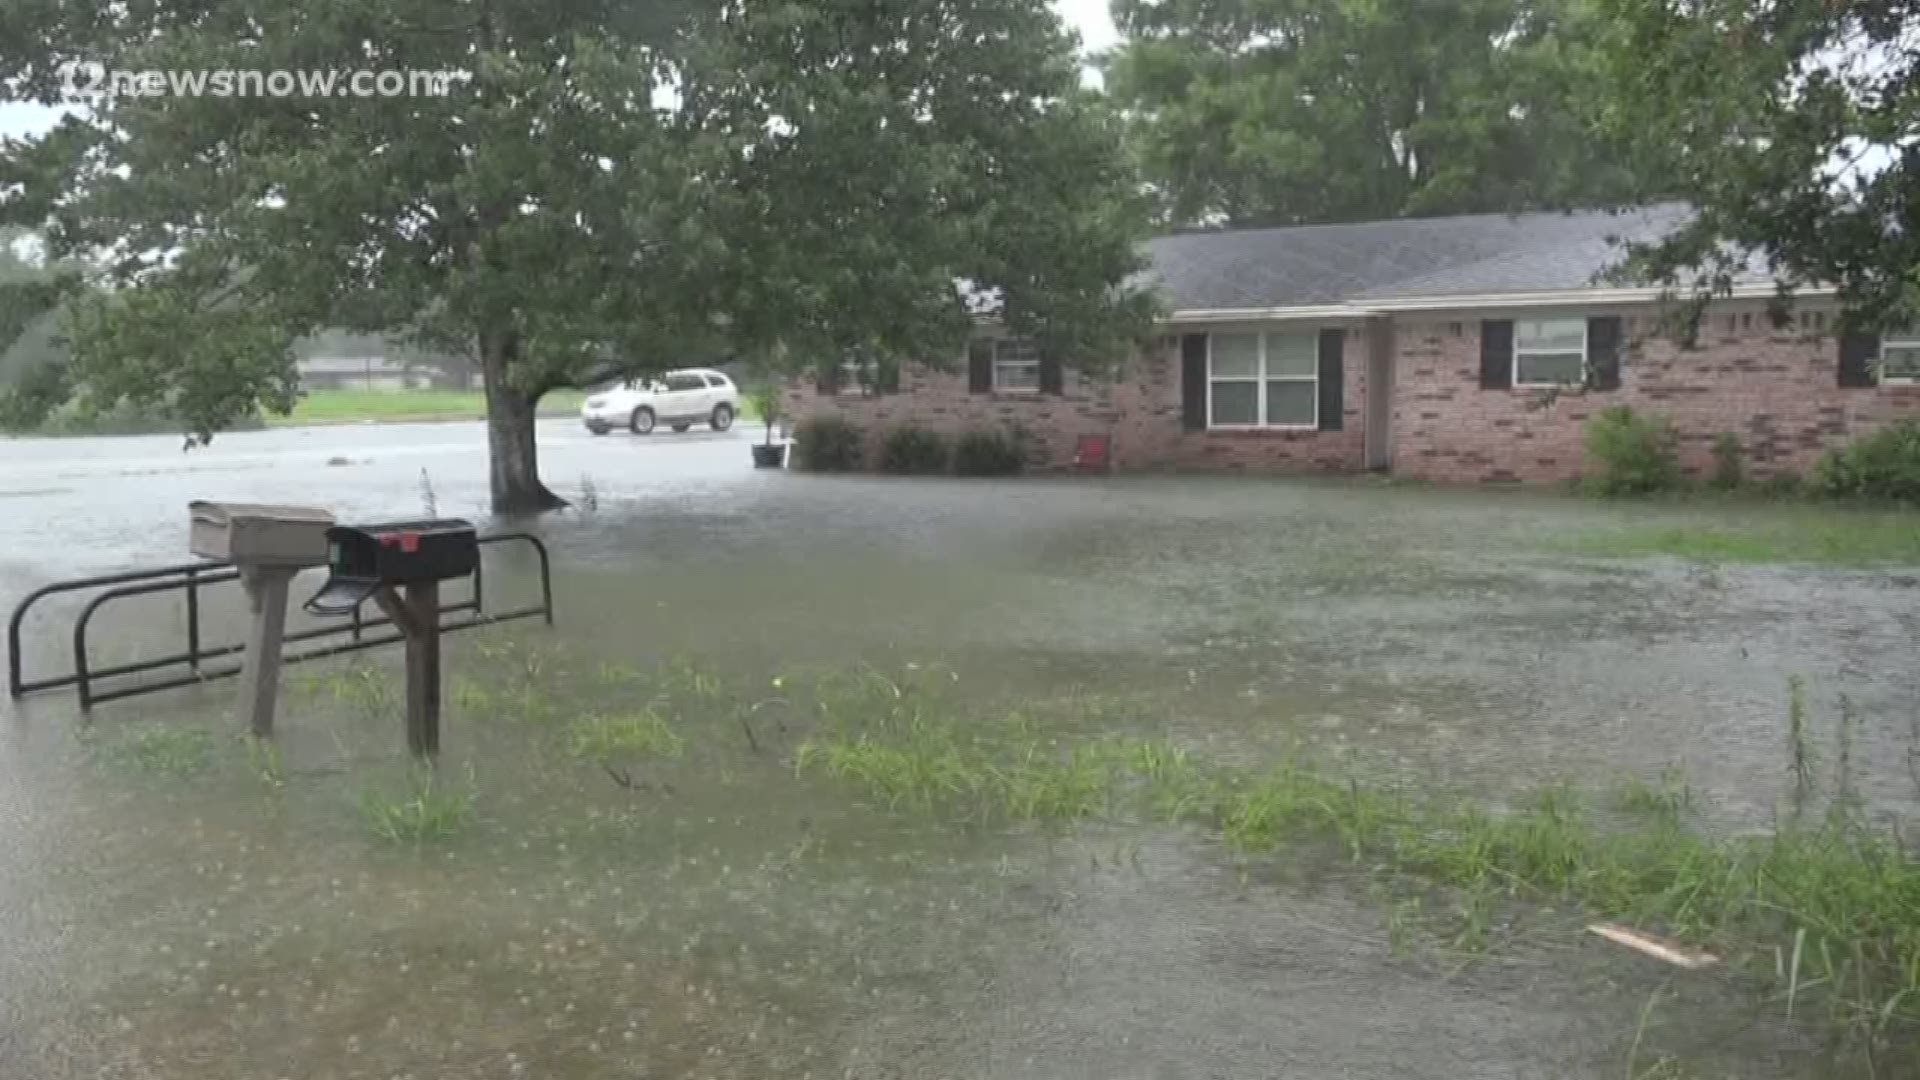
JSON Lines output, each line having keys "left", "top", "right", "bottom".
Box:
{"left": 1105, "top": 0, "right": 1658, "bottom": 228}
{"left": 0, "top": 0, "right": 1152, "bottom": 511}
{"left": 1591, "top": 0, "right": 1920, "bottom": 328}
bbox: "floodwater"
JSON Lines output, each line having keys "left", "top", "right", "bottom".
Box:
{"left": 3, "top": 421, "right": 1916, "bottom": 1077}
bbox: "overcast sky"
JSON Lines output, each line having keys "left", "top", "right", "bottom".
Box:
{"left": 0, "top": 3, "right": 1118, "bottom": 140}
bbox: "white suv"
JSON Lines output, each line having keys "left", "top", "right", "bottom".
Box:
{"left": 582, "top": 368, "right": 739, "bottom": 435}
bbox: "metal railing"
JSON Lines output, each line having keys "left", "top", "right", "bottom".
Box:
{"left": 7, "top": 533, "right": 552, "bottom": 710}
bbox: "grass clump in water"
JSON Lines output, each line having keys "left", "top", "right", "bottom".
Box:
{"left": 792, "top": 667, "right": 1920, "bottom": 1056}
{"left": 1558, "top": 513, "right": 1920, "bottom": 566}
{"left": 565, "top": 710, "right": 684, "bottom": 764}
{"left": 94, "top": 725, "right": 216, "bottom": 776}
{"left": 359, "top": 769, "right": 476, "bottom": 844}
{"left": 1611, "top": 766, "right": 1694, "bottom": 825}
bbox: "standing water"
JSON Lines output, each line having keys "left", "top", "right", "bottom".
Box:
{"left": 3, "top": 423, "right": 1912, "bottom": 1077}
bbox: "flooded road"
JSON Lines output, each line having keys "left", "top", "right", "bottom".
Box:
{"left": 3, "top": 422, "right": 1915, "bottom": 1077}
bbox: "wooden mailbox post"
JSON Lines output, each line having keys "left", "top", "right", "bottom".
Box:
{"left": 188, "top": 502, "right": 336, "bottom": 738}
{"left": 305, "top": 520, "right": 477, "bottom": 758}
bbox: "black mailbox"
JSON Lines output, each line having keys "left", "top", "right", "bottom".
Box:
{"left": 306, "top": 519, "right": 478, "bottom": 616}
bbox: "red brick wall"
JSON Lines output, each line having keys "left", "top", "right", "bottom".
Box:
{"left": 781, "top": 360, "right": 1123, "bottom": 472}
{"left": 784, "top": 325, "right": 1368, "bottom": 473}
{"left": 1390, "top": 304, "right": 1920, "bottom": 484}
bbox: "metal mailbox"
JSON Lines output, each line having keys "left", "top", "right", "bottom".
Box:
{"left": 307, "top": 519, "right": 478, "bottom": 616}
{"left": 303, "top": 518, "right": 481, "bottom": 758}
{"left": 189, "top": 501, "right": 335, "bottom": 566}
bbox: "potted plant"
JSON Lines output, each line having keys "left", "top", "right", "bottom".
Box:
{"left": 748, "top": 382, "right": 787, "bottom": 468}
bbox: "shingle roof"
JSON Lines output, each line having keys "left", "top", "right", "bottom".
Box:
{"left": 1143, "top": 204, "right": 1723, "bottom": 311}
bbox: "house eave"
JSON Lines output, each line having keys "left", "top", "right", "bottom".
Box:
{"left": 1356, "top": 282, "right": 1834, "bottom": 312}
{"left": 1164, "top": 304, "right": 1376, "bottom": 324}
{"left": 1161, "top": 283, "right": 1839, "bottom": 323}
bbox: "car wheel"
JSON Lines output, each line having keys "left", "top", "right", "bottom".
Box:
{"left": 710, "top": 403, "right": 735, "bottom": 432}
{"left": 587, "top": 424, "right": 610, "bottom": 436}
{"left": 629, "top": 406, "right": 655, "bottom": 435}
{"left": 671, "top": 422, "right": 691, "bottom": 433}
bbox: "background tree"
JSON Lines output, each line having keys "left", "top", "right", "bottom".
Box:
{"left": 1105, "top": 0, "right": 1658, "bottom": 228}
{"left": 0, "top": 227, "right": 81, "bottom": 429}
{"left": 0, "top": 0, "right": 1152, "bottom": 511}
{"left": 1592, "top": 0, "right": 1920, "bottom": 329}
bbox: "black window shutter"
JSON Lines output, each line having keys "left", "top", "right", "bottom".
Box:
{"left": 876, "top": 357, "right": 900, "bottom": 394}
{"left": 1481, "top": 320, "right": 1514, "bottom": 390}
{"left": 1588, "top": 315, "right": 1622, "bottom": 391}
{"left": 1039, "top": 349, "right": 1064, "bottom": 394}
{"left": 968, "top": 340, "right": 993, "bottom": 394}
{"left": 816, "top": 362, "right": 840, "bottom": 396}
{"left": 1839, "top": 332, "right": 1879, "bottom": 388}
{"left": 1181, "top": 334, "right": 1208, "bottom": 430}
{"left": 1317, "top": 327, "right": 1345, "bottom": 431}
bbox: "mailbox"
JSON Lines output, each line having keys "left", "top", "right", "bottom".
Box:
{"left": 189, "top": 502, "right": 335, "bottom": 566}
{"left": 306, "top": 519, "right": 478, "bottom": 616}
{"left": 190, "top": 501, "right": 337, "bottom": 740}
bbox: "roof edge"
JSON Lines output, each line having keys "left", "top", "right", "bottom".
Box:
{"left": 1163, "top": 282, "right": 1833, "bottom": 323}
{"left": 1361, "top": 282, "right": 1824, "bottom": 312}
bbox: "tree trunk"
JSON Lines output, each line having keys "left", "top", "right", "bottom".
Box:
{"left": 480, "top": 327, "right": 567, "bottom": 515}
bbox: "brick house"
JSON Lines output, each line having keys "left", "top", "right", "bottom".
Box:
{"left": 787, "top": 205, "right": 1920, "bottom": 484}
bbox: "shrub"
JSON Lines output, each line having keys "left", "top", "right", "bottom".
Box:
{"left": 793, "top": 416, "right": 864, "bottom": 472}
{"left": 1758, "top": 470, "right": 1804, "bottom": 499}
{"left": 1812, "top": 421, "right": 1920, "bottom": 503}
{"left": 1709, "top": 432, "right": 1745, "bottom": 491}
{"left": 951, "top": 426, "right": 1028, "bottom": 477}
{"left": 1582, "top": 405, "right": 1681, "bottom": 496}
{"left": 879, "top": 425, "right": 950, "bottom": 475}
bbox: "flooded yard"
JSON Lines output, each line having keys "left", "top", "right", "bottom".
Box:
{"left": 3, "top": 425, "right": 1918, "bottom": 1078}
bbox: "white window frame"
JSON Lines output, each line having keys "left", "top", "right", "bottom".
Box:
{"left": 1206, "top": 330, "right": 1319, "bottom": 430}
{"left": 1878, "top": 330, "right": 1920, "bottom": 385}
{"left": 990, "top": 337, "right": 1042, "bottom": 394}
{"left": 1512, "top": 317, "right": 1589, "bottom": 390}
{"left": 836, "top": 356, "right": 875, "bottom": 395}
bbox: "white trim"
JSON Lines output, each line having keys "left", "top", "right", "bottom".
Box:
{"left": 1359, "top": 283, "right": 1817, "bottom": 312}
{"left": 1512, "top": 316, "right": 1588, "bottom": 389}
{"left": 988, "top": 337, "right": 1042, "bottom": 393}
{"left": 1170, "top": 305, "right": 1363, "bottom": 324}
{"left": 1163, "top": 282, "right": 1837, "bottom": 323}
{"left": 1205, "top": 329, "right": 1319, "bottom": 430}
{"left": 1878, "top": 331, "right": 1920, "bottom": 386}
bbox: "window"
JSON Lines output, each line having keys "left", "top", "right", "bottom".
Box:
{"left": 1880, "top": 330, "right": 1920, "bottom": 384}
{"left": 837, "top": 358, "right": 871, "bottom": 392}
{"left": 990, "top": 338, "right": 1041, "bottom": 392}
{"left": 1208, "top": 331, "right": 1316, "bottom": 428}
{"left": 664, "top": 373, "right": 705, "bottom": 393}
{"left": 1513, "top": 318, "right": 1586, "bottom": 388}
{"left": 703, "top": 374, "right": 729, "bottom": 389}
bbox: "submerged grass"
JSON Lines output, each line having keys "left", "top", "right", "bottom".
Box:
{"left": 92, "top": 726, "right": 216, "bottom": 776}
{"left": 565, "top": 710, "right": 685, "bottom": 763}
{"left": 281, "top": 647, "right": 1920, "bottom": 1057}
{"left": 358, "top": 768, "right": 477, "bottom": 844}
{"left": 790, "top": 669, "right": 1920, "bottom": 1058}
{"left": 1559, "top": 513, "right": 1920, "bottom": 567}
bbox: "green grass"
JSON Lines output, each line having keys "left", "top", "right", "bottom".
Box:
{"left": 786, "top": 668, "right": 1920, "bottom": 1055}
{"left": 376, "top": 651, "right": 1920, "bottom": 1057}
{"left": 92, "top": 726, "right": 216, "bottom": 775}
{"left": 268, "top": 388, "right": 587, "bottom": 426}
{"left": 7, "top": 400, "right": 266, "bottom": 438}
{"left": 1559, "top": 513, "right": 1920, "bottom": 567}
{"left": 271, "top": 387, "right": 766, "bottom": 428}
{"left": 358, "top": 768, "right": 477, "bottom": 844}
{"left": 564, "top": 710, "right": 685, "bottom": 764}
